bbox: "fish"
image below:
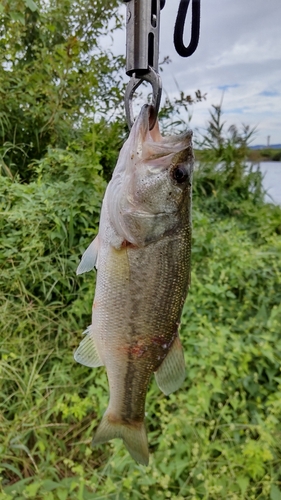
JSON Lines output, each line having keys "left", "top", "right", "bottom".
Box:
{"left": 74, "top": 104, "right": 194, "bottom": 466}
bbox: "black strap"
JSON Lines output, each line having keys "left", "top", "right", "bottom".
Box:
{"left": 174, "top": 0, "right": 201, "bottom": 57}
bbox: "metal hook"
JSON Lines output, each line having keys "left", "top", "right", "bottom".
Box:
{"left": 124, "top": 0, "right": 162, "bottom": 129}
{"left": 123, "top": 0, "right": 201, "bottom": 128}
{"left": 125, "top": 67, "right": 162, "bottom": 130}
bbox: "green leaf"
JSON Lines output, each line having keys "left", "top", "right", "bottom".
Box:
{"left": 24, "top": 482, "right": 42, "bottom": 498}
{"left": 41, "top": 480, "right": 60, "bottom": 492}
{"left": 271, "top": 485, "right": 281, "bottom": 500}
{"left": 0, "top": 462, "right": 23, "bottom": 480}
{"left": 56, "top": 489, "right": 69, "bottom": 500}
{"left": 236, "top": 476, "right": 249, "bottom": 495}
{"left": 24, "top": 0, "right": 38, "bottom": 11}
{"left": 9, "top": 11, "right": 25, "bottom": 24}
{"left": 4, "top": 478, "right": 31, "bottom": 495}
{"left": 44, "top": 493, "right": 54, "bottom": 500}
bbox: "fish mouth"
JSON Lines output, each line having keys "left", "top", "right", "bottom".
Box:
{"left": 132, "top": 105, "right": 193, "bottom": 162}
{"left": 128, "top": 210, "right": 177, "bottom": 217}
{"left": 138, "top": 104, "right": 192, "bottom": 143}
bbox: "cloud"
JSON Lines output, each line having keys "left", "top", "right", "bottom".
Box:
{"left": 223, "top": 108, "right": 245, "bottom": 114}
{"left": 157, "top": 0, "right": 281, "bottom": 144}
{"left": 106, "top": 0, "right": 281, "bottom": 145}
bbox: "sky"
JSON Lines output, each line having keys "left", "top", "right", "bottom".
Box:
{"left": 108, "top": 0, "right": 281, "bottom": 146}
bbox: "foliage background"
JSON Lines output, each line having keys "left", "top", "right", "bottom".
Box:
{"left": 1, "top": 1, "right": 281, "bottom": 499}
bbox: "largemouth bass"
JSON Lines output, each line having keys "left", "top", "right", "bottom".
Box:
{"left": 75, "top": 105, "right": 194, "bottom": 465}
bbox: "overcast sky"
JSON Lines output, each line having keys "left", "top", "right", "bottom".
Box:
{"left": 110, "top": 0, "right": 281, "bottom": 146}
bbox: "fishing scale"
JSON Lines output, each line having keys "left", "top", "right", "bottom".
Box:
{"left": 123, "top": 0, "right": 201, "bottom": 129}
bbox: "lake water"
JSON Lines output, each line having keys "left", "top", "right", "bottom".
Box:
{"left": 254, "top": 162, "right": 281, "bottom": 206}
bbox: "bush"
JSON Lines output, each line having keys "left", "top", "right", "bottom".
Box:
{"left": 1, "top": 132, "right": 281, "bottom": 498}
{"left": 0, "top": 0, "right": 125, "bottom": 181}
{"left": 194, "top": 104, "right": 263, "bottom": 207}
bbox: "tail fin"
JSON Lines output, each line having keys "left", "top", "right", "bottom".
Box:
{"left": 92, "top": 412, "right": 149, "bottom": 466}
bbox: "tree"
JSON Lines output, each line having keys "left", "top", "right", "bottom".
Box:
{"left": 0, "top": 0, "right": 125, "bottom": 180}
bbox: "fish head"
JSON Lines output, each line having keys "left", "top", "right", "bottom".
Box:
{"left": 107, "top": 105, "right": 194, "bottom": 247}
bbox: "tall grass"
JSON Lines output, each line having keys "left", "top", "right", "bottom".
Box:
{"left": 1, "top": 116, "right": 281, "bottom": 499}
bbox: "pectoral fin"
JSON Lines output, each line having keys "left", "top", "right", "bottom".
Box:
{"left": 74, "top": 326, "right": 104, "bottom": 367}
{"left": 76, "top": 235, "right": 99, "bottom": 275}
{"left": 155, "top": 336, "right": 185, "bottom": 395}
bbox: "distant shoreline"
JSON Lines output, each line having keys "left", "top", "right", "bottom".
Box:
{"left": 246, "top": 148, "right": 281, "bottom": 163}
{"left": 249, "top": 144, "right": 281, "bottom": 150}
{"left": 194, "top": 148, "right": 281, "bottom": 163}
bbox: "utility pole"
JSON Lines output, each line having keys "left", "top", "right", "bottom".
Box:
{"left": 267, "top": 135, "right": 270, "bottom": 147}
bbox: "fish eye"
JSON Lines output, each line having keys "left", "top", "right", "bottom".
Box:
{"left": 172, "top": 164, "right": 189, "bottom": 184}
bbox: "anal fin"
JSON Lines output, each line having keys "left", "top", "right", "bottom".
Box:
{"left": 155, "top": 336, "right": 185, "bottom": 395}
{"left": 74, "top": 325, "right": 104, "bottom": 367}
